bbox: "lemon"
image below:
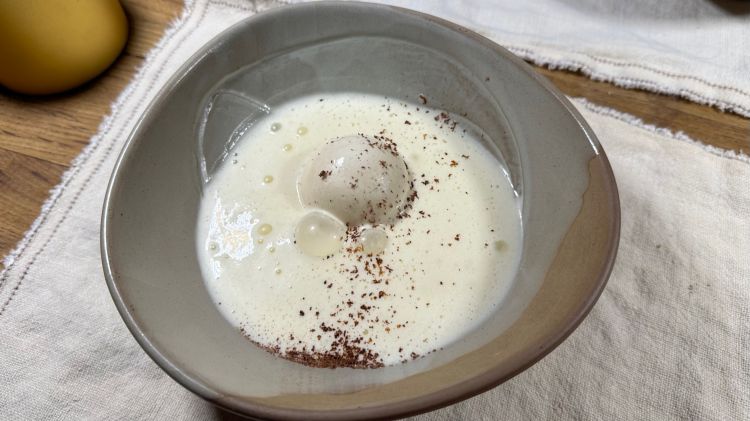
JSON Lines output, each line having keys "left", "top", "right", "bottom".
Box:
{"left": 0, "top": 0, "right": 128, "bottom": 95}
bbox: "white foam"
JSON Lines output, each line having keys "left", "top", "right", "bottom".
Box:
{"left": 196, "top": 93, "right": 522, "bottom": 367}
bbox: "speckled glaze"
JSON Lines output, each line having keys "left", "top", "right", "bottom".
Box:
{"left": 101, "top": 2, "right": 619, "bottom": 420}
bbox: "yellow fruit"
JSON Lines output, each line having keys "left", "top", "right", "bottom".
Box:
{"left": 0, "top": 0, "right": 128, "bottom": 95}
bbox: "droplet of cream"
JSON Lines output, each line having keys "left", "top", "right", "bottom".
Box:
{"left": 295, "top": 209, "right": 346, "bottom": 258}
{"left": 495, "top": 240, "right": 507, "bottom": 252}
{"left": 274, "top": 267, "right": 282, "bottom": 275}
{"left": 283, "top": 144, "right": 293, "bottom": 152}
{"left": 256, "top": 238, "right": 264, "bottom": 244}
{"left": 297, "top": 126, "right": 308, "bottom": 136}
{"left": 257, "top": 223, "right": 272, "bottom": 236}
{"left": 268, "top": 246, "right": 276, "bottom": 253}
{"left": 263, "top": 175, "right": 274, "bottom": 184}
{"left": 360, "top": 227, "right": 388, "bottom": 254}
{"left": 270, "top": 122, "right": 282, "bottom": 132}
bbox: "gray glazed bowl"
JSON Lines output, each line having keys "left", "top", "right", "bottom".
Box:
{"left": 102, "top": 2, "right": 619, "bottom": 420}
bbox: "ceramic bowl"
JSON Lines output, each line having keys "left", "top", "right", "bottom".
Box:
{"left": 102, "top": 2, "right": 619, "bottom": 419}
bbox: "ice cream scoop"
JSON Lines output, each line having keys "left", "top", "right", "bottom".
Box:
{"left": 297, "top": 134, "right": 410, "bottom": 226}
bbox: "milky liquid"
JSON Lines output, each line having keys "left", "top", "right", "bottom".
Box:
{"left": 196, "top": 93, "right": 522, "bottom": 367}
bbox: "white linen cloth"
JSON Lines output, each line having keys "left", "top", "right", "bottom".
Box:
{"left": 342, "top": 0, "right": 750, "bottom": 118}
{"left": 1, "top": 1, "right": 748, "bottom": 419}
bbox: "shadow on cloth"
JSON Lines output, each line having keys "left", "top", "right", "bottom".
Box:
{"left": 555, "top": 0, "right": 750, "bottom": 20}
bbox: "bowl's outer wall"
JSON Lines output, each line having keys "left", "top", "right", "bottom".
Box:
{"left": 102, "top": 2, "right": 619, "bottom": 420}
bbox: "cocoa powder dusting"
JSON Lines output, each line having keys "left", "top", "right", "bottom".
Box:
{"left": 239, "top": 102, "right": 476, "bottom": 369}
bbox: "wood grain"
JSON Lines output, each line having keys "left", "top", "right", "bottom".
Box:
{"left": 537, "top": 68, "right": 750, "bottom": 154}
{"left": 1, "top": 0, "right": 748, "bottom": 265}
{"left": 0, "top": 0, "right": 183, "bottom": 264}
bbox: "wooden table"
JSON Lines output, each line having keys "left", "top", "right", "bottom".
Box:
{"left": 1, "top": 0, "right": 748, "bottom": 265}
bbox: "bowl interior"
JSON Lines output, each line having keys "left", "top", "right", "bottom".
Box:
{"left": 102, "top": 3, "right": 618, "bottom": 419}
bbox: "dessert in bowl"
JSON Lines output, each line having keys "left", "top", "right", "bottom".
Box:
{"left": 102, "top": 2, "right": 619, "bottom": 419}
{"left": 199, "top": 92, "right": 524, "bottom": 369}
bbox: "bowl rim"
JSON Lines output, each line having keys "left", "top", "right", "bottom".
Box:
{"left": 101, "top": 2, "right": 620, "bottom": 419}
